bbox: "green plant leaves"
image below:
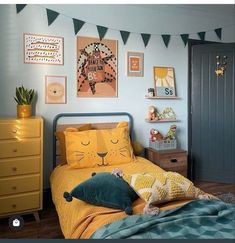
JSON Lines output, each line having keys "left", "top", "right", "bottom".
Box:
{"left": 14, "top": 85, "right": 35, "bottom": 105}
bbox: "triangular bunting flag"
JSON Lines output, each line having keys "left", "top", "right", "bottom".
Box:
{"left": 214, "top": 28, "right": 222, "bottom": 40}
{"left": 97, "top": 25, "right": 108, "bottom": 40}
{"left": 180, "top": 34, "right": 189, "bottom": 46}
{"left": 16, "top": 4, "right": 27, "bottom": 14}
{"left": 46, "top": 9, "right": 60, "bottom": 26}
{"left": 120, "top": 30, "right": 130, "bottom": 45}
{"left": 73, "top": 18, "right": 85, "bottom": 35}
{"left": 141, "top": 33, "right": 151, "bottom": 47}
{"left": 161, "top": 35, "right": 171, "bottom": 48}
{"left": 198, "top": 31, "right": 206, "bottom": 41}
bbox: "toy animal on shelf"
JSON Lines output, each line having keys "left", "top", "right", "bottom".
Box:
{"left": 164, "top": 125, "right": 177, "bottom": 140}
{"left": 158, "top": 107, "right": 176, "bottom": 120}
{"left": 150, "top": 128, "right": 163, "bottom": 142}
{"left": 147, "top": 106, "right": 159, "bottom": 121}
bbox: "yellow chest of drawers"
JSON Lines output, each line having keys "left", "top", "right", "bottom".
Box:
{"left": 0, "top": 117, "right": 43, "bottom": 221}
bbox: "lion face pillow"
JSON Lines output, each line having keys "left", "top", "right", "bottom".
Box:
{"left": 46, "top": 82, "right": 65, "bottom": 103}
{"left": 64, "top": 122, "right": 136, "bottom": 168}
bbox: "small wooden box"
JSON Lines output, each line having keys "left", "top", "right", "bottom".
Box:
{"left": 145, "top": 147, "right": 188, "bottom": 177}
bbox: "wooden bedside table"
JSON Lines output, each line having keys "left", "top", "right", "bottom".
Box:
{"left": 0, "top": 117, "right": 43, "bottom": 222}
{"left": 145, "top": 148, "right": 188, "bottom": 177}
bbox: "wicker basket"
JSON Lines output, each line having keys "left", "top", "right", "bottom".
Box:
{"left": 149, "top": 139, "right": 177, "bottom": 151}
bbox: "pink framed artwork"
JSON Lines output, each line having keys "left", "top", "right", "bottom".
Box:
{"left": 45, "top": 76, "right": 67, "bottom": 104}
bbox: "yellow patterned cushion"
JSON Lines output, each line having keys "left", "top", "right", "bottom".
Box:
{"left": 123, "top": 171, "right": 210, "bottom": 204}
{"left": 64, "top": 122, "right": 136, "bottom": 169}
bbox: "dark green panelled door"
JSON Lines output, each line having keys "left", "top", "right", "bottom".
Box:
{"left": 191, "top": 43, "right": 235, "bottom": 183}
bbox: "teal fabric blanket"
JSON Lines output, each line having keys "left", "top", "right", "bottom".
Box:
{"left": 91, "top": 200, "right": 235, "bottom": 239}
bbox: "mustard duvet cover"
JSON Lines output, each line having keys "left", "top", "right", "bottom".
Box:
{"left": 50, "top": 157, "right": 191, "bottom": 239}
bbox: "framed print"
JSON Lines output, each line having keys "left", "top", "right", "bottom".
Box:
{"left": 24, "top": 33, "right": 64, "bottom": 65}
{"left": 127, "top": 52, "right": 144, "bottom": 77}
{"left": 77, "top": 36, "right": 117, "bottom": 97}
{"left": 153, "top": 67, "right": 176, "bottom": 97}
{"left": 45, "top": 76, "right": 67, "bottom": 104}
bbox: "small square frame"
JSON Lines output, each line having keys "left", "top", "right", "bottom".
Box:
{"left": 127, "top": 52, "right": 144, "bottom": 77}
{"left": 45, "top": 75, "right": 67, "bottom": 104}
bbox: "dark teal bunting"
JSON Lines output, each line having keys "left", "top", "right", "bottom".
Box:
{"left": 97, "top": 25, "right": 108, "bottom": 40}
{"left": 15, "top": 5, "right": 226, "bottom": 46}
{"left": 214, "top": 28, "right": 222, "bottom": 40}
{"left": 73, "top": 18, "right": 85, "bottom": 35}
{"left": 161, "top": 35, "right": 171, "bottom": 48}
{"left": 16, "top": 4, "right": 27, "bottom": 14}
{"left": 198, "top": 31, "right": 206, "bottom": 41}
{"left": 120, "top": 30, "right": 130, "bottom": 45}
{"left": 141, "top": 33, "right": 151, "bottom": 47}
{"left": 46, "top": 9, "right": 59, "bottom": 26}
{"left": 180, "top": 34, "right": 189, "bottom": 46}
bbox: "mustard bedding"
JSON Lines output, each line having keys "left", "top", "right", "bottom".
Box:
{"left": 50, "top": 157, "right": 191, "bottom": 239}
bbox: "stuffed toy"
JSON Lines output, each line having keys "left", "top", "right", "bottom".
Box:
{"left": 164, "top": 125, "right": 177, "bottom": 140}
{"left": 150, "top": 128, "right": 163, "bottom": 142}
{"left": 147, "top": 106, "right": 158, "bottom": 121}
{"left": 158, "top": 107, "right": 176, "bottom": 120}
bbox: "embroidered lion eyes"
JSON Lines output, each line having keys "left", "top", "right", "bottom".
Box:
{"left": 111, "top": 139, "right": 119, "bottom": 144}
{"left": 81, "top": 141, "right": 90, "bottom": 146}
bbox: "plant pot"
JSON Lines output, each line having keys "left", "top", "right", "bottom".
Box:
{"left": 17, "top": 105, "right": 32, "bottom": 118}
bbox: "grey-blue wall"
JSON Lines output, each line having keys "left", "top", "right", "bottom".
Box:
{"left": 0, "top": 4, "right": 234, "bottom": 188}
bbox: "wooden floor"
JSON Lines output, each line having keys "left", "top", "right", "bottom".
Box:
{"left": 0, "top": 181, "right": 234, "bottom": 239}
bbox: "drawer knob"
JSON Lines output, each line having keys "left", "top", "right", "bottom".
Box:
{"left": 12, "top": 129, "right": 17, "bottom": 133}
{"left": 12, "top": 186, "right": 17, "bottom": 190}
{"left": 12, "top": 204, "right": 16, "bottom": 208}
{"left": 12, "top": 167, "right": 17, "bottom": 171}
{"left": 13, "top": 149, "right": 18, "bottom": 153}
{"left": 170, "top": 158, "right": 178, "bottom": 163}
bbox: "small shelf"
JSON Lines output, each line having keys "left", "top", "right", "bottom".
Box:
{"left": 145, "top": 95, "right": 181, "bottom": 100}
{"left": 145, "top": 119, "right": 180, "bottom": 123}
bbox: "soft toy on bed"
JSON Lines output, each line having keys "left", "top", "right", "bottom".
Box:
{"left": 63, "top": 172, "right": 138, "bottom": 215}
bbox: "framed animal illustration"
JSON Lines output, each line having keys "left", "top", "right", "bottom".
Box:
{"left": 45, "top": 75, "right": 67, "bottom": 104}
{"left": 153, "top": 67, "right": 176, "bottom": 97}
{"left": 77, "top": 36, "right": 118, "bottom": 97}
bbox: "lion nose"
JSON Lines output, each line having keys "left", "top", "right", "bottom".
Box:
{"left": 97, "top": 152, "right": 108, "bottom": 158}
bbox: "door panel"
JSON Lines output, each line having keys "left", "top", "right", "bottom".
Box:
{"left": 191, "top": 43, "right": 235, "bottom": 183}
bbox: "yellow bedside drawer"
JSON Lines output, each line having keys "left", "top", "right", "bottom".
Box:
{"left": 0, "top": 119, "right": 41, "bottom": 140}
{"left": 0, "top": 192, "right": 40, "bottom": 215}
{"left": 0, "top": 139, "right": 40, "bottom": 158}
{"left": 0, "top": 157, "right": 40, "bottom": 177}
{"left": 0, "top": 174, "right": 40, "bottom": 196}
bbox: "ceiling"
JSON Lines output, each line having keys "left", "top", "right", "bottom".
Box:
{"left": 134, "top": 4, "right": 235, "bottom": 17}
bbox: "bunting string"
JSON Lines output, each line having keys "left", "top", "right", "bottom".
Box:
{"left": 16, "top": 4, "right": 234, "bottom": 48}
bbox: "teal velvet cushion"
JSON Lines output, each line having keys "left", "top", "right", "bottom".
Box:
{"left": 63, "top": 172, "right": 138, "bottom": 215}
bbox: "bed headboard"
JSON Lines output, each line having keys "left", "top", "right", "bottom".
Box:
{"left": 52, "top": 112, "right": 134, "bottom": 168}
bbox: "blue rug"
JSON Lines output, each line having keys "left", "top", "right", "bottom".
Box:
{"left": 217, "top": 192, "right": 235, "bottom": 204}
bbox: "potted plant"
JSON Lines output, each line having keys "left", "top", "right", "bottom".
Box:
{"left": 14, "top": 86, "right": 35, "bottom": 118}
